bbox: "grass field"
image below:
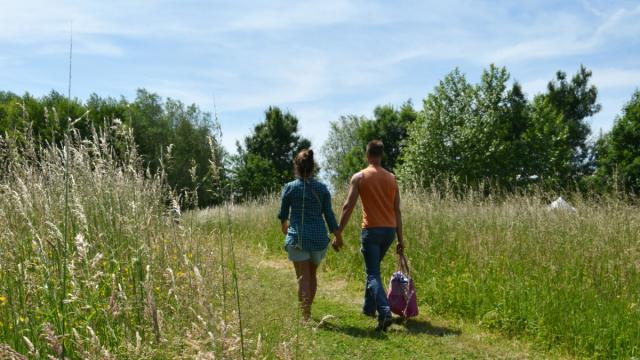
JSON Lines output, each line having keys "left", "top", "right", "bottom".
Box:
{"left": 1, "top": 131, "right": 639, "bottom": 358}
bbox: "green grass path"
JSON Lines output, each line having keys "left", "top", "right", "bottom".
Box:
{"left": 235, "top": 246, "right": 569, "bottom": 359}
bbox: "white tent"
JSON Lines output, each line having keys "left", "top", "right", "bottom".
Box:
{"left": 548, "top": 197, "right": 576, "bottom": 212}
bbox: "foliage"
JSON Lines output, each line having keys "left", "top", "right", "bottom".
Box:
{"left": 322, "top": 115, "right": 367, "bottom": 187}
{"left": 322, "top": 101, "right": 417, "bottom": 187}
{"left": 0, "top": 89, "right": 226, "bottom": 208}
{"left": 400, "top": 66, "right": 529, "bottom": 188}
{"left": 399, "top": 65, "right": 600, "bottom": 191}
{"left": 232, "top": 106, "right": 310, "bottom": 200}
{"left": 595, "top": 90, "right": 640, "bottom": 193}
{"left": 544, "top": 65, "right": 601, "bottom": 178}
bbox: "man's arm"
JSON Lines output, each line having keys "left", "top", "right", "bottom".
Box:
{"left": 394, "top": 185, "right": 405, "bottom": 254}
{"left": 338, "top": 173, "right": 361, "bottom": 232}
{"left": 332, "top": 173, "right": 361, "bottom": 251}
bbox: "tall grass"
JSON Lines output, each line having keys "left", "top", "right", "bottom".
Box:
{"left": 0, "top": 120, "right": 245, "bottom": 358}
{"left": 229, "top": 188, "right": 640, "bottom": 359}
{"left": 3, "top": 115, "right": 639, "bottom": 358}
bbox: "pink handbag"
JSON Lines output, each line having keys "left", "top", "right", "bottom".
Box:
{"left": 387, "top": 253, "right": 419, "bottom": 318}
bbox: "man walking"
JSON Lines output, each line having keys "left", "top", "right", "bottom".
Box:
{"left": 333, "top": 140, "right": 404, "bottom": 331}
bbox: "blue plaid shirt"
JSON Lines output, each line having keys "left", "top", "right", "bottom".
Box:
{"left": 278, "top": 177, "right": 339, "bottom": 251}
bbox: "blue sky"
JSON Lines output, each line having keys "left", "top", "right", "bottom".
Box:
{"left": 2, "top": 0, "right": 639, "bottom": 153}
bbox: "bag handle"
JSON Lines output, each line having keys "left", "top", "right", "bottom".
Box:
{"left": 397, "top": 253, "right": 412, "bottom": 278}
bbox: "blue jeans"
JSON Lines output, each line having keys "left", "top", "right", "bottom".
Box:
{"left": 361, "top": 227, "right": 396, "bottom": 321}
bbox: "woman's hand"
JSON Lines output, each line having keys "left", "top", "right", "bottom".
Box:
{"left": 331, "top": 231, "right": 344, "bottom": 252}
{"left": 281, "top": 221, "right": 288, "bottom": 235}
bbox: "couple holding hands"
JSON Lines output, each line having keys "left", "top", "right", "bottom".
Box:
{"left": 278, "top": 140, "right": 404, "bottom": 331}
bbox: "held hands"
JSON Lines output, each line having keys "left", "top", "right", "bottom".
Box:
{"left": 331, "top": 231, "right": 344, "bottom": 252}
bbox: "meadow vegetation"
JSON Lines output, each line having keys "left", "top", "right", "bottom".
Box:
{"left": 231, "top": 189, "right": 640, "bottom": 359}
{"left": 0, "top": 124, "right": 248, "bottom": 358}
{"left": 1, "top": 63, "right": 640, "bottom": 359}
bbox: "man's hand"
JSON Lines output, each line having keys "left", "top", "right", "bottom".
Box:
{"left": 332, "top": 232, "right": 344, "bottom": 252}
{"left": 281, "top": 221, "right": 288, "bottom": 235}
{"left": 396, "top": 241, "right": 405, "bottom": 255}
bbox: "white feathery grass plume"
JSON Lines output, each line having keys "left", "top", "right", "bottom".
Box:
{"left": 68, "top": 111, "right": 90, "bottom": 128}
{"left": 254, "top": 333, "right": 262, "bottom": 358}
{"left": 74, "top": 233, "right": 89, "bottom": 260}
{"left": 194, "top": 266, "right": 203, "bottom": 287}
{"left": 72, "top": 197, "right": 87, "bottom": 232}
{"left": 72, "top": 328, "right": 90, "bottom": 359}
{"left": 135, "top": 331, "right": 141, "bottom": 354}
{"left": 315, "top": 315, "right": 336, "bottom": 329}
{"left": 108, "top": 273, "right": 119, "bottom": 317}
{"left": 22, "top": 335, "right": 37, "bottom": 357}
{"left": 90, "top": 252, "right": 103, "bottom": 269}
{"left": 45, "top": 221, "right": 63, "bottom": 241}
{"left": 166, "top": 268, "right": 177, "bottom": 300}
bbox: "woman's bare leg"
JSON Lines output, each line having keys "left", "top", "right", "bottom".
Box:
{"left": 309, "top": 262, "right": 318, "bottom": 306}
{"left": 293, "top": 261, "right": 312, "bottom": 322}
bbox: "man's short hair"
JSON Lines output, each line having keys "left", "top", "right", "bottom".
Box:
{"left": 366, "top": 140, "right": 384, "bottom": 157}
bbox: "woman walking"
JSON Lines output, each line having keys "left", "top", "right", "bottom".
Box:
{"left": 278, "top": 149, "right": 341, "bottom": 323}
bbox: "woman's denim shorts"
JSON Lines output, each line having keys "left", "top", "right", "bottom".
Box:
{"left": 286, "top": 244, "right": 327, "bottom": 265}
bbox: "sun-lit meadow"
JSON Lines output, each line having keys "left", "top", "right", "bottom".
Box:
{"left": 227, "top": 189, "right": 640, "bottom": 359}
{"left": 1, "top": 123, "right": 640, "bottom": 359}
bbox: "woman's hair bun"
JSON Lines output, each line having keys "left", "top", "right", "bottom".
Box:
{"left": 294, "top": 148, "right": 316, "bottom": 178}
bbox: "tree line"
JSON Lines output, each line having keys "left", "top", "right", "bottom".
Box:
{"left": 1, "top": 64, "right": 639, "bottom": 207}
{"left": 324, "top": 65, "right": 639, "bottom": 195}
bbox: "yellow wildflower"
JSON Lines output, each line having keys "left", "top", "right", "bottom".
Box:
{"left": 0, "top": 295, "right": 7, "bottom": 305}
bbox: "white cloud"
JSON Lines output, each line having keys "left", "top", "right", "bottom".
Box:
{"left": 592, "top": 68, "right": 640, "bottom": 89}
{"left": 2, "top": 0, "right": 639, "bottom": 152}
{"left": 227, "top": 0, "right": 359, "bottom": 31}
{"left": 521, "top": 78, "right": 549, "bottom": 98}
{"left": 485, "top": 3, "right": 640, "bottom": 64}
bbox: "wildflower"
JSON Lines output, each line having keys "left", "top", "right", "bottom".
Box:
{"left": 0, "top": 294, "right": 7, "bottom": 305}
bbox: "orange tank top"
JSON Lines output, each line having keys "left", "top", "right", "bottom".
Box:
{"left": 359, "top": 166, "right": 398, "bottom": 229}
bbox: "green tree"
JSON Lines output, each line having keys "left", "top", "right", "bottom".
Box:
{"left": 322, "top": 101, "right": 417, "bottom": 188}
{"left": 521, "top": 96, "right": 573, "bottom": 186}
{"left": 544, "top": 65, "right": 601, "bottom": 177}
{"left": 399, "top": 68, "right": 476, "bottom": 187}
{"left": 399, "top": 66, "right": 538, "bottom": 189}
{"left": 128, "top": 89, "right": 172, "bottom": 172}
{"left": 321, "top": 115, "right": 367, "bottom": 187}
{"left": 233, "top": 106, "right": 310, "bottom": 199}
{"left": 595, "top": 90, "right": 640, "bottom": 193}
{"left": 165, "top": 100, "right": 226, "bottom": 207}
{"left": 399, "top": 65, "right": 600, "bottom": 191}
{"left": 360, "top": 101, "right": 417, "bottom": 170}
{"left": 0, "top": 88, "right": 228, "bottom": 207}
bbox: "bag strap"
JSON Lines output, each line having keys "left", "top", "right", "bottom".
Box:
{"left": 397, "top": 253, "right": 412, "bottom": 278}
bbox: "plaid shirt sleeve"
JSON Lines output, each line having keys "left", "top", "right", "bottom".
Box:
{"left": 278, "top": 184, "right": 290, "bottom": 221}
{"left": 321, "top": 186, "right": 339, "bottom": 233}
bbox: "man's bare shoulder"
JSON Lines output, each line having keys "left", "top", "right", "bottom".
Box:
{"left": 350, "top": 171, "right": 364, "bottom": 185}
